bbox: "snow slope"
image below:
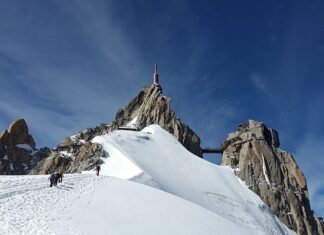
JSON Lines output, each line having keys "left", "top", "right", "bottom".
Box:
{"left": 0, "top": 124, "right": 295, "bottom": 235}
{"left": 92, "top": 125, "right": 295, "bottom": 235}
{"left": 73, "top": 176, "right": 249, "bottom": 235}
{"left": 1, "top": 174, "right": 246, "bottom": 235}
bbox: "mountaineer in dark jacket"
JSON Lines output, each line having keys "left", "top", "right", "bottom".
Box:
{"left": 53, "top": 172, "right": 59, "bottom": 186}
{"left": 49, "top": 173, "right": 55, "bottom": 187}
{"left": 96, "top": 165, "right": 101, "bottom": 176}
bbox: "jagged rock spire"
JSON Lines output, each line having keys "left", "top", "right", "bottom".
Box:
{"left": 0, "top": 119, "right": 48, "bottom": 175}
{"left": 112, "top": 85, "right": 202, "bottom": 157}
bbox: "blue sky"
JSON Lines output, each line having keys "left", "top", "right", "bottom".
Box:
{"left": 0, "top": 0, "right": 323, "bottom": 216}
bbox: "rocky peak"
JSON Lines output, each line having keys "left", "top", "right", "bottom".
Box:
{"left": 223, "top": 120, "right": 280, "bottom": 150}
{"left": 0, "top": 119, "right": 47, "bottom": 174}
{"left": 221, "top": 120, "right": 324, "bottom": 235}
{"left": 0, "top": 118, "right": 36, "bottom": 149}
{"left": 112, "top": 85, "right": 202, "bottom": 157}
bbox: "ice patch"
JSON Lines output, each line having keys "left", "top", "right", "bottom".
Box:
{"left": 126, "top": 116, "right": 138, "bottom": 128}
{"left": 59, "top": 151, "right": 73, "bottom": 159}
{"left": 262, "top": 154, "right": 271, "bottom": 185}
{"left": 15, "top": 144, "right": 33, "bottom": 152}
{"left": 70, "top": 135, "right": 77, "bottom": 140}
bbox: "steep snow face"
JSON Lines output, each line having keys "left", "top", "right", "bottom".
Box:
{"left": 92, "top": 125, "right": 295, "bottom": 235}
{"left": 84, "top": 136, "right": 143, "bottom": 179}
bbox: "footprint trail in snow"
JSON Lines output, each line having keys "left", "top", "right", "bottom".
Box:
{"left": 0, "top": 174, "right": 108, "bottom": 235}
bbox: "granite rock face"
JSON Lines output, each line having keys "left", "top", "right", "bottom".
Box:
{"left": 112, "top": 85, "right": 202, "bottom": 157}
{"left": 29, "top": 123, "right": 111, "bottom": 174}
{"left": 30, "top": 142, "right": 106, "bottom": 175}
{"left": 0, "top": 119, "right": 47, "bottom": 174}
{"left": 221, "top": 120, "right": 324, "bottom": 235}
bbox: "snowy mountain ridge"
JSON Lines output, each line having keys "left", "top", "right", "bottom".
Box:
{"left": 0, "top": 125, "right": 295, "bottom": 235}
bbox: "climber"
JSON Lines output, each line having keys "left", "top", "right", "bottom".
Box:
{"left": 53, "top": 172, "right": 59, "bottom": 186}
{"left": 58, "top": 169, "right": 64, "bottom": 183}
{"left": 49, "top": 172, "right": 55, "bottom": 187}
{"left": 96, "top": 165, "right": 101, "bottom": 176}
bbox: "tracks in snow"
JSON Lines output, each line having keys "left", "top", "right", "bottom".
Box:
{"left": 0, "top": 174, "right": 111, "bottom": 235}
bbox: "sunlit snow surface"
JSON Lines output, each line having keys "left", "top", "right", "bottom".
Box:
{"left": 0, "top": 125, "right": 295, "bottom": 235}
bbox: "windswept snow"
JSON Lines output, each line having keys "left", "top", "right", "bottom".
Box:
{"left": 0, "top": 124, "right": 295, "bottom": 235}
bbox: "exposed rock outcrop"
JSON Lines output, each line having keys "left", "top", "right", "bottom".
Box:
{"left": 112, "top": 85, "right": 202, "bottom": 157}
{"left": 30, "top": 142, "right": 106, "bottom": 174}
{"left": 221, "top": 120, "right": 324, "bottom": 235}
{"left": 0, "top": 119, "right": 47, "bottom": 174}
{"left": 29, "top": 123, "right": 111, "bottom": 174}
{"left": 0, "top": 118, "right": 36, "bottom": 149}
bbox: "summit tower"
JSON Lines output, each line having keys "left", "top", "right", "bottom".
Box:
{"left": 152, "top": 64, "right": 159, "bottom": 85}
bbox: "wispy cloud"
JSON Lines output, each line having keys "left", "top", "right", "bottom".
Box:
{"left": 0, "top": 1, "right": 151, "bottom": 147}
{"left": 250, "top": 73, "right": 272, "bottom": 96}
{"left": 58, "top": 0, "right": 148, "bottom": 83}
